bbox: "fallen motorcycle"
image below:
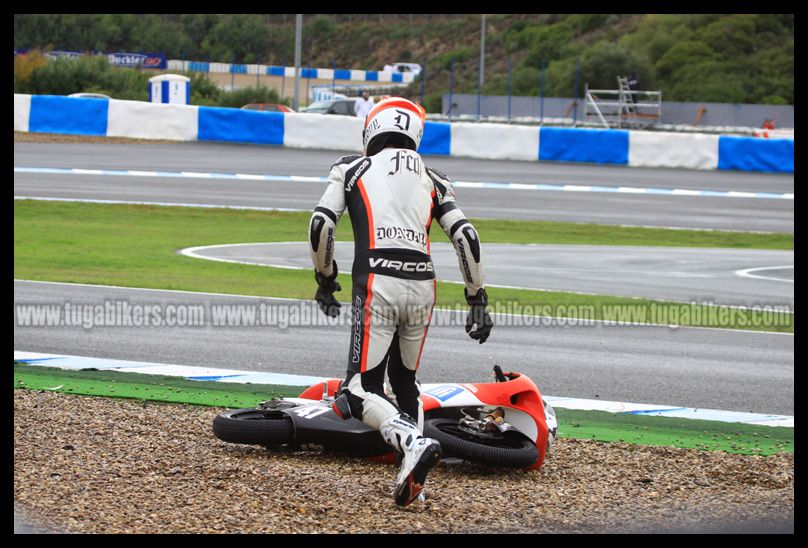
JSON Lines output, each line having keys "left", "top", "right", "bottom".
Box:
{"left": 212, "top": 365, "right": 558, "bottom": 469}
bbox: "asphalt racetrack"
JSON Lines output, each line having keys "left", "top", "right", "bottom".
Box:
{"left": 14, "top": 140, "right": 794, "bottom": 417}
{"left": 184, "top": 241, "right": 794, "bottom": 308}
{"left": 14, "top": 280, "right": 794, "bottom": 415}
{"left": 14, "top": 141, "right": 794, "bottom": 232}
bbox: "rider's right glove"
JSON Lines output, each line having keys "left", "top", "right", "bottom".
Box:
{"left": 465, "top": 287, "right": 493, "bottom": 344}
{"left": 314, "top": 260, "right": 342, "bottom": 318}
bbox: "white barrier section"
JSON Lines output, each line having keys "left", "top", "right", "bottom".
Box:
{"left": 14, "top": 93, "right": 32, "bottom": 132}
{"left": 629, "top": 131, "right": 720, "bottom": 170}
{"left": 451, "top": 121, "right": 540, "bottom": 161}
{"left": 106, "top": 99, "right": 199, "bottom": 141}
{"left": 283, "top": 112, "right": 364, "bottom": 152}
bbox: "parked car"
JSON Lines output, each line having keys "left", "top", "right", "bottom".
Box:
{"left": 240, "top": 103, "right": 295, "bottom": 113}
{"left": 300, "top": 98, "right": 358, "bottom": 116}
{"left": 67, "top": 93, "right": 111, "bottom": 100}
{"left": 383, "top": 63, "right": 422, "bottom": 76}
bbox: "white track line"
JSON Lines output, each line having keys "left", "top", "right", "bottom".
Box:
{"left": 13, "top": 351, "right": 793, "bottom": 427}
{"left": 735, "top": 265, "right": 794, "bottom": 283}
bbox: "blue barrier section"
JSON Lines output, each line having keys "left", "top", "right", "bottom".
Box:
{"left": 28, "top": 95, "right": 108, "bottom": 136}
{"left": 539, "top": 127, "right": 629, "bottom": 164}
{"left": 198, "top": 107, "right": 284, "bottom": 145}
{"left": 230, "top": 64, "right": 247, "bottom": 74}
{"left": 718, "top": 136, "right": 794, "bottom": 173}
{"left": 268, "top": 66, "right": 285, "bottom": 76}
{"left": 365, "top": 71, "right": 379, "bottom": 81}
{"left": 392, "top": 73, "right": 403, "bottom": 83}
{"left": 334, "top": 69, "right": 352, "bottom": 80}
{"left": 188, "top": 61, "right": 209, "bottom": 72}
{"left": 301, "top": 68, "right": 317, "bottom": 79}
{"left": 418, "top": 121, "right": 451, "bottom": 156}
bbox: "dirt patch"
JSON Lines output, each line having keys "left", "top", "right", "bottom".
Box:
{"left": 14, "top": 390, "right": 794, "bottom": 533}
{"left": 14, "top": 131, "right": 182, "bottom": 145}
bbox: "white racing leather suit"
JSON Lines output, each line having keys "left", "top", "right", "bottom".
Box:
{"left": 309, "top": 147, "right": 485, "bottom": 430}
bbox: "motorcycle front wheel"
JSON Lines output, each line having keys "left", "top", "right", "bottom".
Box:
{"left": 212, "top": 408, "right": 294, "bottom": 447}
{"left": 424, "top": 417, "right": 539, "bottom": 468}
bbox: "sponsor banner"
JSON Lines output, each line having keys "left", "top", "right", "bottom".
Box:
{"left": 107, "top": 52, "right": 167, "bottom": 69}
{"left": 14, "top": 49, "right": 167, "bottom": 68}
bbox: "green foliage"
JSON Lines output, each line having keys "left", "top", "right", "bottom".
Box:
{"left": 580, "top": 42, "right": 653, "bottom": 91}
{"left": 213, "top": 86, "right": 284, "bottom": 109}
{"left": 654, "top": 41, "right": 716, "bottom": 80}
{"left": 13, "top": 13, "right": 794, "bottom": 106}
{"left": 522, "top": 24, "right": 575, "bottom": 65}
{"left": 14, "top": 53, "right": 286, "bottom": 108}
{"left": 13, "top": 49, "right": 48, "bottom": 92}
{"left": 18, "top": 55, "right": 150, "bottom": 100}
{"left": 431, "top": 47, "right": 476, "bottom": 70}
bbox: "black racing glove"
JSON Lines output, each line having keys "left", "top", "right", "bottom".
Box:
{"left": 314, "top": 260, "right": 342, "bottom": 318}
{"left": 465, "top": 287, "right": 493, "bottom": 344}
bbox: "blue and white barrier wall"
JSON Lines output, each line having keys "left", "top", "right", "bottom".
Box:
{"left": 14, "top": 94, "right": 794, "bottom": 173}
{"left": 165, "top": 60, "right": 416, "bottom": 84}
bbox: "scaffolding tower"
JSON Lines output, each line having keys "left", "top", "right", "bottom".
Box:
{"left": 584, "top": 76, "right": 662, "bottom": 129}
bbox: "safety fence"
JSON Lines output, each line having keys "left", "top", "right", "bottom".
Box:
{"left": 14, "top": 94, "right": 794, "bottom": 173}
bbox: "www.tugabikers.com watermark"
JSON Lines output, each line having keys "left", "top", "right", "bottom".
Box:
{"left": 14, "top": 299, "right": 793, "bottom": 330}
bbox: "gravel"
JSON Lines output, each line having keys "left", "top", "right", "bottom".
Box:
{"left": 14, "top": 390, "right": 794, "bottom": 534}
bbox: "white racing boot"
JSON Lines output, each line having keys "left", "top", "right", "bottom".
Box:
{"left": 379, "top": 414, "right": 443, "bottom": 507}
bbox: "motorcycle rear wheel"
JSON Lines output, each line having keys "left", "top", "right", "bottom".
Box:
{"left": 212, "top": 408, "right": 294, "bottom": 446}
{"left": 424, "top": 417, "right": 539, "bottom": 468}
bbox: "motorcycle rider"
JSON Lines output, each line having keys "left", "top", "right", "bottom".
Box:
{"left": 308, "top": 97, "right": 493, "bottom": 506}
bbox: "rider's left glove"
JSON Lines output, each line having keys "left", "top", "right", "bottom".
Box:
{"left": 314, "top": 260, "right": 342, "bottom": 318}
{"left": 465, "top": 287, "right": 493, "bottom": 344}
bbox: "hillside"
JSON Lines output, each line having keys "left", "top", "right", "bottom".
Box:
{"left": 14, "top": 14, "right": 794, "bottom": 112}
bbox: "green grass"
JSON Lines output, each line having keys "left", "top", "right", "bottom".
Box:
{"left": 14, "top": 364, "right": 793, "bottom": 456}
{"left": 14, "top": 200, "right": 793, "bottom": 332}
{"left": 466, "top": 217, "right": 793, "bottom": 249}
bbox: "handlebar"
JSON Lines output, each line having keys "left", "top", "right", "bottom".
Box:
{"left": 493, "top": 365, "right": 521, "bottom": 382}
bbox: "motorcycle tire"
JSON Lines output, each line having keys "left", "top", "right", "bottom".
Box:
{"left": 424, "top": 417, "right": 539, "bottom": 468}
{"left": 212, "top": 408, "right": 294, "bottom": 446}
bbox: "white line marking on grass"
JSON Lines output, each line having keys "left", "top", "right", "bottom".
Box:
{"left": 735, "top": 265, "right": 794, "bottom": 283}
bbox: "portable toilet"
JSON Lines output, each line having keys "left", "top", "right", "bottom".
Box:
{"left": 149, "top": 74, "right": 191, "bottom": 104}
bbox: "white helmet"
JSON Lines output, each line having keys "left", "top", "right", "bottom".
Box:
{"left": 362, "top": 97, "right": 426, "bottom": 156}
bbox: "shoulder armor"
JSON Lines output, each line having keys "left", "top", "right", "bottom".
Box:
{"left": 331, "top": 154, "right": 364, "bottom": 170}
{"left": 426, "top": 166, "right": 450, "bottom": 183}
